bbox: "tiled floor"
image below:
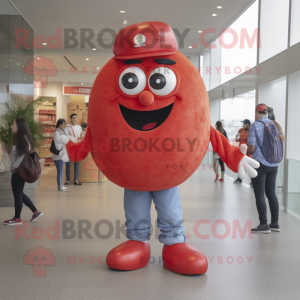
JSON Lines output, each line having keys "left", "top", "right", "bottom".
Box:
{"left": 1, "top": 167, "right": 300, "bottom": 300}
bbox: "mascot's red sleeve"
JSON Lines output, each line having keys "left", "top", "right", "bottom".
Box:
{"left": 66, "top": 127, "right": 91, "bottom": 162}
{"left": 210, "top": 126, "right": 245, "bottom": 173}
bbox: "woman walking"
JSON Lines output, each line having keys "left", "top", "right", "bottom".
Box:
{"left": 3, "top": 118, "right": 43, "bottom": 225}
{"left": 213, "top": 121, "right": 229, "bottom": 182}
{"left": 53, "top": 119, "right": 68, "bottom": 191}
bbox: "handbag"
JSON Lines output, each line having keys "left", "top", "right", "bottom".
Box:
{"left": 17, "top": 149, "right": 41, "bottom": 183}
{"left": 50, "top": 130, "right": 61, "bottom": 155}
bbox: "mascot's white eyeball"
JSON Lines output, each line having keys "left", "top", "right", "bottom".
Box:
{"left": 148, "top": 67, "right": 177, "bottom": 96}
{"left": 119, "top": 67, "right": 146, "bottom": 96}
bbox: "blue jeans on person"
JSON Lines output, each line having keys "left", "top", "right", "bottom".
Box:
{"left": 251, "top": 162, "right": 279, "bottom": 225}
{"left": 66, "top": 160, "right": 79, "bottom": 182}
{"left": 54, "top": 160, "right": 65, "bottom": 188}
{"left": 124, "top": 186, "right": 186, "bottom": 245}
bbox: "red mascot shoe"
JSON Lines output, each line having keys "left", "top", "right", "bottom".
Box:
{"left": 162, "top": 243, "right": 208, "bottom": 275}
{"left": 106, "top": 240, "right": 150, "bottom": 271}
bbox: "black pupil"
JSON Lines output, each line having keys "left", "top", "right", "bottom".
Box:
{"left": 122, "top": 73, "right": 138, "bottom": 89}
{"left": 149, "top": 73, "right": 166, "bottom": 90}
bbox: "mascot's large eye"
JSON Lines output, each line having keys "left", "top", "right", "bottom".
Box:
{"left": 119, "top": 67, "right": 146, "bottom": 96}
{"left": 148, "top": 67, "right": 177, "bottom": 96}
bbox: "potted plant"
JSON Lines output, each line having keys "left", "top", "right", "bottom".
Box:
{"left": 0, "top": 95, "right": 44, "bottom": 169}
{"left": 0, "top": 95, "right": 45, "bottom": 207}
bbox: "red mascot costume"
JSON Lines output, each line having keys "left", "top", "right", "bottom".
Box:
{"left": 62, "top": 21, "right": 259, "bottom": 275}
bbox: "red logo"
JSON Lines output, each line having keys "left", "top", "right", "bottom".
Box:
{"left": 24, "top": 56, "right": 57, "bottom": 88}
{"left": 23, "top": 246, "right": 56, "bottom": 277}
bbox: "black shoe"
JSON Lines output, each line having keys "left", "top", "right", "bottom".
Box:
{"left": 269, "top": 223, "right": 280, "bottom": 232}
{"left": 74, "top": 181, "right": 82, "bottom": 185}
{"left": 64, "top": 181, "right": 71, "bottom": 185}
{"left": 251, "top": 224, "right": 271, "bottom": 234}
{"left": 234, "top": 178, "right": 242, "bottom": 183}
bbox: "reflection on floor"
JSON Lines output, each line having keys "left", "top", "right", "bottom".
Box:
{"left": 1, "top": 167, "right": 300, "bottom": 300}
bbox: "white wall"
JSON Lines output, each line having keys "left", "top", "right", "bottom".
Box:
{"left": 287, "top": 71, "right": 300, "bottom": 161}
{"left": 291, "top": 0, "right": 300, "bottom": 46}
{"left": 287, "top": 71, "right": 300, "bottom": 194}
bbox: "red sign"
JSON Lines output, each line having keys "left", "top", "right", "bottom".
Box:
{"left": 63, "top": 86, "right": 91, "bottom": 95}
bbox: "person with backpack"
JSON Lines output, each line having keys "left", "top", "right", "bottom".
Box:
{"left": 52, "top": 119, "right": 68, "bottom": 192}
{"left": 213, "top": 121, "right": 229, "bottom": 182}
{"left": 248, "top": 104, "right": 283, "bottom": 233}
{"left": 3, "top": 118, "right": 43, "bottom": 225}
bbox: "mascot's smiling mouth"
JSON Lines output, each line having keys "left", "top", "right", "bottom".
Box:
{"left": 119, "top": 103, "right": 173, "bottom": 131}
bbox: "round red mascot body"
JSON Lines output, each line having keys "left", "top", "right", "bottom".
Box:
{"left": 87, "top": 22, "right": 211, "bottom": 191}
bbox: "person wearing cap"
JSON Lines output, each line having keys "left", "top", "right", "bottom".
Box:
{"left": 234, "top": 119, "right": 251, "bottom": 184}
{"left": 248, "top": 103, "right": 281, "bottom": 233}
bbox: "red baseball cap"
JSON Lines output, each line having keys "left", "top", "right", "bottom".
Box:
{"left": 256, "top": 104, "right": 268, "bottom": 112}
{"left": 113, "top": 21, "right": 178, "bottom": 60}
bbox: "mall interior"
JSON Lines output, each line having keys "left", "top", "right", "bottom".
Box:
{"left": 1, "top": 0, "right": 300, "bottom": 299}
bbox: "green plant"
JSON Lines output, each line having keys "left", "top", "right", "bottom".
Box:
{"left": 0, "top": 95, "right": 44, "bottom": 154}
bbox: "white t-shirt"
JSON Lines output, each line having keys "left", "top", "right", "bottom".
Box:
{"left": 66, "top": 124, "right": 82, "bottom": 143}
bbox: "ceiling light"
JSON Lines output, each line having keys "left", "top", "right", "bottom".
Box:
{"left": 97, "top": 67, "right": 100, "bottom": 69}
{"left": 217, "top": 6, "right": 222, "bottom": 9}
{"left": 42, "top": 43, "right": 47, "bottom": 45}
{"left": 81, "top": 83, "right": 84, "bottom": 85}
{"left": 120, "top": 11, "right": 125, "bottom": 13}
{"left": 198, "top": 31, "right": 202, "bottom": 33}
{"left": 212, "top": 14, "right": 217, "bottom": 16}
{"left": 86, "top": 58, "right": 89, "bottom": 60}
{"left": 188, "top": 46, "right": 193, "bottom": 49}
{"left": 92, "top": 48, "right": 96, "bottom": 50}
{"left": 9, "top": 60, "right": 11, "bottom": 62}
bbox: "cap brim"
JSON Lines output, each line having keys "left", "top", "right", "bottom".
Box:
{"left": 115, "top": 50, "right": 177, "bottom": 60}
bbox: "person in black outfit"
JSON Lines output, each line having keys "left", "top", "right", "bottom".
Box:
{"left": 3, "top": 118, "right": 43, "bottom": 225}
{"left": 212, "top": 121, "right": 228, "bottom": 182}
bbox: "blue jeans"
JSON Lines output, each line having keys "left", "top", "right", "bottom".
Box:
{"left": 124, "top": 186, "right": 186, "bottom": 245}
{"left": 54, "top": 160, "right": 65, "bottom": 188}
{"left": 66, "top": 160, "right": 79, "bottom": 182}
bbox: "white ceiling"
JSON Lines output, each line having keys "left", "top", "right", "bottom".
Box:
{"left": 8, "top": 0, "right": 255, "bottom": 74}
{"left": 11, "top": 0, "right": 255, "bottom": 53}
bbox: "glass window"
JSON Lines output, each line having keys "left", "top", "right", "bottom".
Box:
{"left": 259, "top": 0, "right": 290, "bottom": 63}
{"left": 219, "top": 91, "right": 255, "bottom": 184}
{"left": 220, "top": 91, "right": 256, "bottom": 144}
{"left": 221, "top": 1, "right": 259, "bottom": 84}
{"left": 291, "top": 0, "right": 300, "bottom": 46}
{"left": 202, "top": 48, "right": 211, "bottom": 91}
{"left": 210, "top": 39, "right": 221, "bottom": 89}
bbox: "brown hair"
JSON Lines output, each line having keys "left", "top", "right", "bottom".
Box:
{"left": 268, "top": 107, "right": 285, "bottom": 142}
{"left": 13, "top": 118, "right": 34, "bottom": 155}
{"left": 216, "top": 121, "right": 225, "bottom": 134}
